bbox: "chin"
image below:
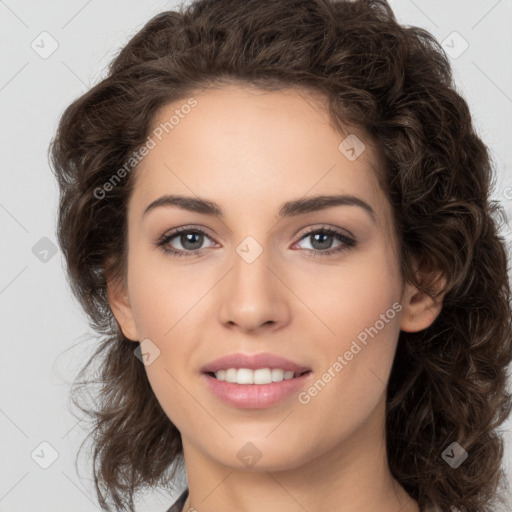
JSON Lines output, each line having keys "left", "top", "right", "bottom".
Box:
{"left": 201, "top": 435, "right": 316, "bottom": 472}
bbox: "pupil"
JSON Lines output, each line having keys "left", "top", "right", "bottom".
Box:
{"left": 182, "top": 232, "right": 202, "bottom": 250}
{"left": 312, "top": 233, "right": 332, "bottom": 250}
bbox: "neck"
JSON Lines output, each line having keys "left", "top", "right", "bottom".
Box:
{"left": 180, "top": 399, "right": 419, "bottom": 512}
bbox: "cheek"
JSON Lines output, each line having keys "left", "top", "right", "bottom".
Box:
{"left": 125, "top": 252, "right": 200, "bottom": 430}
{"left": 296, "top": 245, "right": 403, "bottom": 409}
{"left": 126, "top": 247, "right": 188, "bottom": 337}
{"left": 296, "top": 242, "right": 402, "bottom": 350}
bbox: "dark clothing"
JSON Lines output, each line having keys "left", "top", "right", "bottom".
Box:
{"left": 166, "top": 487, "right": 454, "bottom": 511}
{"left": 166, "top": 488, "right": 189, "bottom": 512}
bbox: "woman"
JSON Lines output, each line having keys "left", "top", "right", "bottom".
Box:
{"left": 50, "top": 0, "right": 512, "bottom": 511}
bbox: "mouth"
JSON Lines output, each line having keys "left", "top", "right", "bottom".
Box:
{"left": 202, "top": 368, "right": 313, "bottom": 409}
{"left": 200, "top": 352, "right": 313, "bottom": 408}
{"left": 205, "top": 368, "right": 312, "bottom": 384}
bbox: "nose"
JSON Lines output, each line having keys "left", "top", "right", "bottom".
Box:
{"left": 217, "top": 239, "right": 291, "bottom": 333}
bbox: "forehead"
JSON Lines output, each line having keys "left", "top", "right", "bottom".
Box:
{"left": 129, "top": 85, "right": 387, "bottom": 222}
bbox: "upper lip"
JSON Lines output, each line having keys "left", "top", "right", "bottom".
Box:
{"left": 201, "top": 352, "right": 311, "bottom": 374}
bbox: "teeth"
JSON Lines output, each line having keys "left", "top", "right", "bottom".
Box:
{"left": 213, "top": 368, "right": 297, "bottom": 384}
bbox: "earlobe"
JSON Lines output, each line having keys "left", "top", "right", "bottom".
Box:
{"left": 400, "top": 270, "right": 447, "bottom": 333}
{"left": 106, "top": 277, "right": 139, "bottom": 342}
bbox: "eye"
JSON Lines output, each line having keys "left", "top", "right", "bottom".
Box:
{"left": 293, "top": 226, "right": 356, "bottom": 256}
{"left": 156, "top": 225, "right": 356, "bottom": 257}
{"left": 156, "top": 226, "right": 217, "bottom": 257}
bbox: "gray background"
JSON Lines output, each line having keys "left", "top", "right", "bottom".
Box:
{"left": 1, "top": 0, "right": 511, "bottom": 510}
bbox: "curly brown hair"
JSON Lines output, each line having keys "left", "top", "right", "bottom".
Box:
{"left": 49, "top": 0, "right": 512, "bottom": 511}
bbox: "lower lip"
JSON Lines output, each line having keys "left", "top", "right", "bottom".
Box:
{"left": 202, "top": 372, "right": 312, "bottom": 409}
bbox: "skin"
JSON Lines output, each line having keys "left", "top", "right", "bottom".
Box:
{"left": 108, "top": 84, "right": 445, "bottom": 512}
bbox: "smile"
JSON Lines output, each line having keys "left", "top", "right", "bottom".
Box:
{"left": 211, "top": 367, "right": 310, "bottom": 384}
{"left": 202, "top": 370, "right": 313, "bottom": 409}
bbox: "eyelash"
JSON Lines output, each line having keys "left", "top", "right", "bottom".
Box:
{"left": 155, "top": 225, "right": 356, "bottom": 258}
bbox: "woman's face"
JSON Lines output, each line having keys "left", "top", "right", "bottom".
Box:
{"left": 110, "top": 84, "right": 436, "bottom": 472}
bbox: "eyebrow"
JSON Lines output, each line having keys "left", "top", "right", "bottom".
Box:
{"left": 143, "top": 193, "right": 376, "bottom": 222}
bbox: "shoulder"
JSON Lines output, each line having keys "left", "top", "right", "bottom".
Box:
{"left": 165, "top": 488, "right": 189, "bottom": 512}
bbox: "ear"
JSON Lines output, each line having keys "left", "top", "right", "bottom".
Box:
{"left": 400, "top": 260, "right": 447, "bottom": 333}
{"left": 106, "top": 274, "right": 139, "bottom": 342}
